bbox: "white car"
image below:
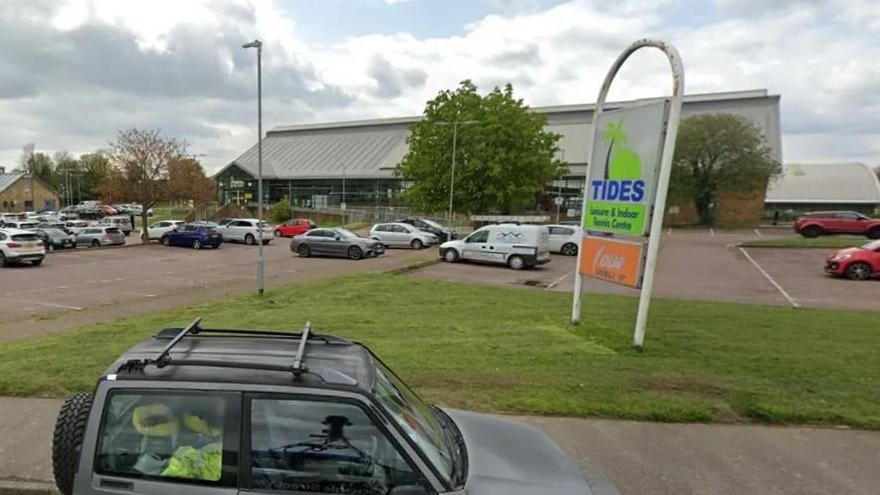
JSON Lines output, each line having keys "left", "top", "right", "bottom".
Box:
{"left": 369, "top": 222, "right": 437, "bottom": 249}
{"left": 143, "top": 220, "right": 186, "bottom": 241}
{"left": 0, "top": 228, "right": 46, "bottom": 267}
{"left": 0, "top": 220, "right": 39, "bottom": 231}
{"left": 439, "top": 223, "right": 551, "bottom": 270}
{"left": 547, "top": 224, "right": 582, "bottom": 256}
{"left": 218, "top": 218, "right": 273, "bottom": 245}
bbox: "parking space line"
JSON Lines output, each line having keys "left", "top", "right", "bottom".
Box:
{"left": 739, "top": 247, "right": 800, "bottom": 308}
{"left": 546, "top": 270, "right": 574, "bottom": 290}
{"left": 6, "top": 299, "right": 83, "bottom": 311}
{"left": 754, "top": 229, "right": 763, "bottom": 237}
{"left": 709, "top": 228, "right": 715, "bottom": 236}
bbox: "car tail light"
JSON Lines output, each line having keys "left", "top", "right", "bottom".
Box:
{"left": 7, "top": 242, "right": 20, "bottom": 248}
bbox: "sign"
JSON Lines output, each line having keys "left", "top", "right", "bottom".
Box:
{"left": 567, "top": 208, "right": 577, "bottom": 218}
{"left": 243, "top": 192, "right": 253, "bottom": 200}
{"left": 230, "top": 179, "right": 245, "bottom": 188}
{"left": 554, "top": 196, "right": 564, "bottom": 206}
{"left": 579, "top": 236, "right": 644, "bottom": 288}
{"left": 583, "top": 101, "right": 667, "bottom": 236}
{"left": 340, "top": 202, "right": 347, "bottom": 210}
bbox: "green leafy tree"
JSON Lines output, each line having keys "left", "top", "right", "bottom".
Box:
{"left": 79, "top": 152, "right": 112, "bottom": 200}
{"left": 17, "top": 144, "right": 55, "bottom": 186}
{"left": 397, "top": 80, "right": 566, "bottom": 214}
{"left": 669, "top": 114, "right": 781, "bottom": 225}
{"left": 269, "top": 197, "right": 292, "bottom": 224}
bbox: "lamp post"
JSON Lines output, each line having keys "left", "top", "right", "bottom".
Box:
{"left": 243, "top": 39, "right": 264, "bottom": 296}
{"left": 436, "top": 119, "right": 479, "bottom": 221}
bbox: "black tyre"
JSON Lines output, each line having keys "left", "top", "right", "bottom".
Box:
{"left": 192, "top": 239, "right": 201, "bottom": 250}
{"left": 411, "top": 238, "right": 424, "bottom": 250}
{"left": 52, "top": 392, "right": 94, "bottom": 495}
{"left": 867, "top": 228, "right": 880, "bottom": 240}
{"left": 90, "top": 239, "right": 100, "bottom": 248}
{"left": 801, "top": 225, "right": 821, "bottom": 238}
{"left": 297, "top": 244, "right": 310, "bottom": 257}
{"left": 0, "top": 252, "right": 6, "bottom": 267}
{"left": 274, "top": 230, "right": 282, "bottom": 238}
{"left": 161, "top": 236, "right": 170, "bottom": 246}
{"left": 507, "top": 255, "right": 526, "bottom": 270}
{"left": 845, "top": 262, "right": 873, "bottom": 281}
{"left": 348, "top": 245, "right": 363, "bottom": 260}
{"left": 245, "top": 234, "right": 256, "bottom": 245}
{"left": 32, "top": 258, "right": 43, "bottom": 266}
{"left": 561, "top": 243, "right": 578, "bottom": 256}
{"left": 442, "top": 249, "right": 459, "bottom": 263}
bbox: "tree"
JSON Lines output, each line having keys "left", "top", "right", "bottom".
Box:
{"left": 168, "top": 157, "right": 216, "bottom": 204}
{"left": 79, "top": 152, "right": 112, "bottom": 201}
{"left": 17, "top": 144, "right": 55, "bottom": 186}
{"left": 669, "top": 114, "right": 781, "bottom": 225}
{"left": 269, "top": 197, "right": 292, "bottom": 223}
{"left": 101, "top": 129, "right": 187, "bottom": 243}
{"left": 396, "top": 80, "right": 566, "bottom": 214}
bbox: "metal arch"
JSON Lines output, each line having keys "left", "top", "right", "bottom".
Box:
{"left": 571, "top": 39, "right": 685, "bottom": 350}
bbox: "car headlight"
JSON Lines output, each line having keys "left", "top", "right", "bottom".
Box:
{"left": 834, "top": 254, "right": 852, "bottom": 261}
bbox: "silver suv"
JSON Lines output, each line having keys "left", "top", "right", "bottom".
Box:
{"left": 75, "top": 227, "right": 126, "bottom": 248}
{"left": 0, "top": 228, "right": 46, "bottom": 267}
{"left": 370, "top": 222, "right": 438, "bottom": 249}
{"left": 217, "top": 218, "right": 273, "bottom": 245}
{"left": 97, "top": 216, "right": 133, "bottom": 236}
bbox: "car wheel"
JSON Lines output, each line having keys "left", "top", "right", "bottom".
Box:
{"left": 507, "top": 255, "right": 526, "bottom": 270}
{"left": 161, "top": 236, "right": 170, "bottom": 246}
{"left": 48, "top": 244, "right": 55, "bottom": 252}
{"left": 91, "top": 239, "right": 100, "bottom": 248}
{"left": 192, "top": 239, "right": 201, "bottom": 250}
{"left": 275, "top": 230, "right": 284, "bottom": 238}
{"left": 801, "top": 225, "right": 821, "bottom": 238}
{"left": 348, "top": 245, "right": 363, "bottom": 260}
{"left": 245, "top": 233, "right": 256, "bottom": 245}
{"left": 845, "top": 262, "right": 873, "bottom": 281}
{"left": 561, "top": 243, "right": 578, "bottom": 256}
{"left": 0, "top": 252, "right": 6, "bottom": 267}
{"left": 867, "top": 227, "right": 880, "bottom": 240}
{"left": 52, "top": 392, "right": 94, "bottom": 495}
{"left": 410, "top": 238, "right": 424, "bottom": 250}
{"left": 297, "top": 244, "right": 311, "bottom": 257}
{"left": 442, "top": 249, "right": 459, "bottom": 263}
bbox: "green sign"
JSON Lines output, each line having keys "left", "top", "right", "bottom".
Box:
{"left": 583, "top": 101, "right": 666, "bottom": 236}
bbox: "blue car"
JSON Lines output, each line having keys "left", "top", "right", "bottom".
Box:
{"left": 161, "top": 224, "right": 222, "bottom": 249}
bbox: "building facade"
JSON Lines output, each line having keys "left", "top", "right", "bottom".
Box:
{"left": 765, "top": 162, "right": 880, "bottom": 218}
{"left": 216, "top": 89, "right": 782, "bottom": 217}
{"left": 0, "top": 173, "right": 60, "bottom": 212}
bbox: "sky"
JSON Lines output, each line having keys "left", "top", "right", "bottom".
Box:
{"left": 0, "top": 0, "right": 878, "bottom": 174}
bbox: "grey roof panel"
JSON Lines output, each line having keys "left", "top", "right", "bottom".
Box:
{"left": 766, "top": 163, "right": 880, "bottom": 204}
{"left": 0, "top": 173, "right": 24, "bottom": 195}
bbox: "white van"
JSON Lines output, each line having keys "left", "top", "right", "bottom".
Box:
{"left": 439, "top": 223, "right": 551, "bottom": 270}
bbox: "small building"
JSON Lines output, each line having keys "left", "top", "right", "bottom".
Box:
{"left": 0, "top": 172, "right": 60, "bottom": 212}
{"left": 765, "top": 163, "right": 880, "bottom": 217}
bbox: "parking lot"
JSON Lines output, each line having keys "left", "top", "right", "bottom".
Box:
{"left": 411, "top": 228, "right": 879, "bottom": 311}
{"left": 0, "top": 240, "right": 435, "bottom": 341}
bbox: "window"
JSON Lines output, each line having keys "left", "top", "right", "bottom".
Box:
{"left": 248, "top": 398, "right": 430, "bottom": 494}
{"left": 0, "top": 233, "right": 6, "bottom": 241}
{"left": 307, "top": 230, "right": 328, "bottom": 238}
{"left": 549, "top": 227, "right": 574, "bottom": 236}
{"left": 95, "top": 390, "right": 239, "bottom": 486}
{"left": 107, "top": 228, "right": 123, "bottom": 234}
{"left": 466, "top": 229, "right": 489, "bottom": 243}
{"left": 374, "top": 225, "right": 388, "bottom": 232}
{"left": 184, "top": 225, "right": 197, "bottom": 232}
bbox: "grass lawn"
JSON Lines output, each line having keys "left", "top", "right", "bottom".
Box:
{"left": 0, "top": 274, "right": 877, "bottom": 428}
{"left": 741, "top": 236, "right": 870, "bottom": 249}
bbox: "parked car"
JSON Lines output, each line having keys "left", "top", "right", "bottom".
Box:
{"left": 547, "top": 224, "right": 581, "bottom": 256}
{"left": 795, "top": 211, "right": 880, "bottom": 239}
{"left": 64, "top": 220, "right": 91, "bottom": 234}
{"left": 0, "top": 219, "right": 38, "bottom": 230}
{"left": 50, "top": 319, "right": 613, "bottom": 495}
{"left": 161, "top": 224, "right": 223, "bottom": 249}
{"left": 218, "top": 218, "right": 273, "bottom": 245}
{"left": 97, "top": 215, "right": 133, "bottom": 236}
{"left": 291, "top": 228, "right": 384, "bottom": 259}
{"left": 143, "top": 220, "right": 186, "bottom": 241}
{"left": 33, "top": 228, "right": 77, "bottom": 251}
{"left": 215, "top": 218, "right": 234, "bottom": 226}
{"left": 0, "top": 228, "right": 45, "bottom": 267}
{"left": 397, "top": 217, "right": 456, "bottom": 243}
{"left": 825, "top": 239, "right": 880, "bottom": 280}
{"left": 75, "top": 226, "right": 126, "bottom": 248}
{"left": 274, "top": 218, "right": 316, "bottom": 237}
{"left": 370, "top": 222, "right": 438, "bottom": 249}
{"left": 439, "top": 223, "right": 551, "bottom": 270}
{"left": 37, "top": 221, "right": 68, "bottom": 230}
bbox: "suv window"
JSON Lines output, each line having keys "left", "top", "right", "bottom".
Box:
{"left": 549, "top": 226, "right": 574, "bottom": 236}
{"left": 466, "top": 229, "right": 489, "bottom": 243}
{"left": 836, "top": 212, "right": 859, "bottom": 220}
{"left": 95, "top": 390, "right": 238, "bottom": 486}
{"left": 248, "top": 398, "right": 429, "bottom": 494}
{"left": 184, "top": 225, "right": 197, "bottom": 232}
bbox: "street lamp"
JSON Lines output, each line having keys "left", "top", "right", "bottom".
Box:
{"left": 243, "top": 39, "right": 265, "bottom": 296}
{"left": 436, "top": 119, "right": 479, "bottom": 221}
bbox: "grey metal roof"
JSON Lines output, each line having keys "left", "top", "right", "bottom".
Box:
{"left": 766, "top": 163, "right": 880, "bottom": 204}
{"left": 0, "top": 173, "right": 24, "bottom": 195}
{"left": 222, "top": 89, "right": 781, "bottom": 181}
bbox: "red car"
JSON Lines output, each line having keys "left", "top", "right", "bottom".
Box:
{"left": 273, "top": 218, "right": 316, "bottom": 238}
{"left": 825, "top": 240, "right": 880, "bottom": 280}
{"left": 795, "top": 211, "right": 880, "bottom": 239}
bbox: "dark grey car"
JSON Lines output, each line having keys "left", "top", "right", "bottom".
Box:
{"left": 33, "top": 227, "right": 77, "bottom": 251}
{"left": 291, "top": 227, "right": 385, "bottom": 260}
{"left": 52, "top": 319, "right": 615, "bottom": 495}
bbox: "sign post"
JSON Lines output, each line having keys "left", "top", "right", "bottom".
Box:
{"left": 571, "top": 39, "right": 684, "bottom": 349}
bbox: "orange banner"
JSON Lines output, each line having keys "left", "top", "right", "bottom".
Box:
{"left": 579, "top": 236, "right": 645, "bottom": 288}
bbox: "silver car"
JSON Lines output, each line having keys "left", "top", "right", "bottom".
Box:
{"left": 291, "top": 228, "right": 384, "bottom": 259}
{"left": 370, "top": 222, "right": 438, "bottom": 249}
{"left": 75, "top": 226, "right": 126, "bottom": 248}
{"left": 217, "top": 218, "right": 273, "bottom": 245}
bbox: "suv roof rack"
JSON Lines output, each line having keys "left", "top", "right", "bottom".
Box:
{"left": 117, "top": 318, "right": 355, "bottom": 385}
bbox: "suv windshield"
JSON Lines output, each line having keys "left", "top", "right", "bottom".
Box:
{"left": 373, "top": 361, "right": 454, "bottom": 483}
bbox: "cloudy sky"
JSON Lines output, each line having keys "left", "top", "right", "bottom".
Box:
{"left": 1, "top": 0, "right": 877, "bottom": 173}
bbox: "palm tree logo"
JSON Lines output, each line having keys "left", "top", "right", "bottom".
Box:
{"left": 602, "top": 118, "right": 641, "bottom": 180}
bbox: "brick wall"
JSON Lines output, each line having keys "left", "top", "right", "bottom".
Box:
{"left": 662, "top": 190, "right": 766, "bottom": 227}
{"left": 0, "top": 176, "right": 59, "bottom": 212}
